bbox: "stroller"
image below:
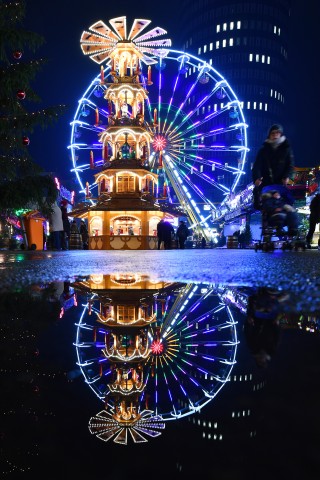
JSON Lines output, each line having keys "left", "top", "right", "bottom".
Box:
{"left": 254, "top": 184, "right": 305, "bottom": 252}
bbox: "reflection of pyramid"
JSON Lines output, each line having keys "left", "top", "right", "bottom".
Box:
{"left": 73, "top": 276, "right": 238, "bottom": 445}
{"left": 88, "top": 409, "right": 165, "bottom": 444}
{"left": 80, "top": 16, "right": 171, "bottom": 65}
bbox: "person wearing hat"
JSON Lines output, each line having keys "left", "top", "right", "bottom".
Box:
{"left": 176, "top": 220, "right": 190, "bottom": 249}
{"left": 251, "top": 124, "right": 295, "bottom": 209}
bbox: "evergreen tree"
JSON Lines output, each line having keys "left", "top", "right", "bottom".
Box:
{"left": 0, "top": 0, "right": 67, "bottom": 217}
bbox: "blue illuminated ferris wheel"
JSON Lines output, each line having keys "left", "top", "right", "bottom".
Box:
{"left": 69, "top": 44, "right": 248, "bottom": 231}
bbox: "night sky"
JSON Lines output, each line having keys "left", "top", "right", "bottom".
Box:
{"left": 23, "top": 0, "right": 320, "bottom": 188}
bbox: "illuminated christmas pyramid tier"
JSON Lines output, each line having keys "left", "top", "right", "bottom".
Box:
{"left": 72, "top": 16, "right": 182, "bottom": 250}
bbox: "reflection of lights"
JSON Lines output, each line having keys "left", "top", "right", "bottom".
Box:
{"left": 90, "top": 274, "right": 104, "bottom": 284}
{"left": 73, "top": 280, "right": 238, "bottom": 445}
{"left": 110, "top": 273, "right": 141, "bottom": 285}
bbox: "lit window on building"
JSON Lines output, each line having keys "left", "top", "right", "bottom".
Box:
{"left": 229, "top": 38, "right": 233, "bottom": 46}
{"left": 198, "top": 47, "right": 201, "bottom": 55}
{"left": 253, "top": 102, "right": 257, "bottom": 109}
{"left": 216, "top": 41, "right": 219, "bottom": 49}
{"left": 278, "top": 27, "right": 281, "bottom": 35}
{"left": 249, "top": 53, "right": 253, "bottom": 61}
{"left": 204, "top": 44, "right": 207, "bottom": 53}
{"left": 230, "top": 21, "right": 234, "bottom": 30}
{"left": 247, "top": 101, "right": 250, "bottom": 109}
{"left": 223, "top": 22, "right": 227, "bottom": 31}
{"left": 210, "top": 42, "right": 213, "bottom": 50}
{"left": 274, "top": 25, "right": 277, "bottom": 34}
{"left": 255, "top": 54, "right": 259, "bottom": 62}
{"left": 259, "top": 102, "right": 262, "bottom": 109}
{"left": 223, "top": 39, "right": 226, "bottom": 48}
{"left": 216, "top": 24, "right": 220, "bottom": 33}
{"left": 209, "top": 58, "right": 212, "bottom": 65}
{"left": 267, "top": 56, "right": 270, "bottom": 64}
{"left": 237, "top": 20, "right": 241, "bottom": 29}
{"left": 262, "top": 54, "right": 265, "bottom": 63}
{"left": 265, "top": 103, "right": 268, "bottom": 111}
{"left": 117, "top": 174, "right": 135, "bottom": 192}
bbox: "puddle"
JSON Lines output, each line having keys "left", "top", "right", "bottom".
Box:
{"left": 1, "top": 274, "right": 319, "bottom": 477}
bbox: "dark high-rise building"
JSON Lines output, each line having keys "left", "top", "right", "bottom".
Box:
{"left": 179, "top": 0, "right": 292, "bottom": 181}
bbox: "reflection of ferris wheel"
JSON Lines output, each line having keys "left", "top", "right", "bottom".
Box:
{"left": 73, "top": 282, "right": 238, "bottom": 423}
{"left": 68, "top": 16, "right": 248, "bottom": 229}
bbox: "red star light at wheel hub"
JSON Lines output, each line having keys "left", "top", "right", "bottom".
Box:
{"left": 153, "top": 135, "right": 167, "bottom": 152}
{"left": 151, "top": 339, "right": 164, "bottom": 354}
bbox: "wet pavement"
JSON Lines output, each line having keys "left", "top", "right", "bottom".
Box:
{"left": 0, "top": 248, "right": 319, "bottom": 311}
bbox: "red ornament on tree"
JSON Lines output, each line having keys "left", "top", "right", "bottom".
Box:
{"left": 13, "top": 50, "right": 22, "bottom": 59}
{"left": 17, "top": 90, "right": 26, "bottom": 100}
{"left": 22, "top": 136, "right": 30, "bottom": 146}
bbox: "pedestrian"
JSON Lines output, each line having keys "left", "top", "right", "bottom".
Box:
{"left": 157, "top": 219, "right": 165, "bottom": 250}
{"left": 80, "top": 219, "right": 89, "bottom": 249}
{"left": 251, "top": 124, "right": 294, "bottom": 209}
{"left": 60, "top": 199, "right": 70, "bottom": 250}
{"left": 176, "top": 220, "right": 190, "bottom": 249}
{"left": 306, "top": 192, "right": 320, "bottom": 249}
{"left": 69, "top": 220, "right": 83, "bottom": 249}
{"left": 49, "top": 202, "right": 64, "bottom": 250}
{"left": 162, "top": 220, "right": 175, "bottom": 249}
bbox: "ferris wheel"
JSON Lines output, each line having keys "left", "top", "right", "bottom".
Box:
{"left": 68, "top": 18, "right": 248, "bottom": 233}
{"left": 73, "top": 282, "right": 238, "bottom": 430}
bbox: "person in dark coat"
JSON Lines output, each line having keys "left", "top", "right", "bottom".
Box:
{"left": 306, "top": 192, "right": 320, "bottom": 249}
{"left": 162, "top": 220, "right": 175, "bottom": 249}
{"left": 69, "top": 220, "right": 83, "bottom": 249}
{"left": 60, "top": 199, "right": 70, "bottom": 250}
{"left": 80, "top": 219, "right": 89, "bottom": 249}
{"left": 157, "top": 219, "right": 165, "bottom": 250}
{"left": 176, "top": 220, "right": 189, "bottom": 249}
{"left": 252, "top": 124, "right": 294, "bottom": 209}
